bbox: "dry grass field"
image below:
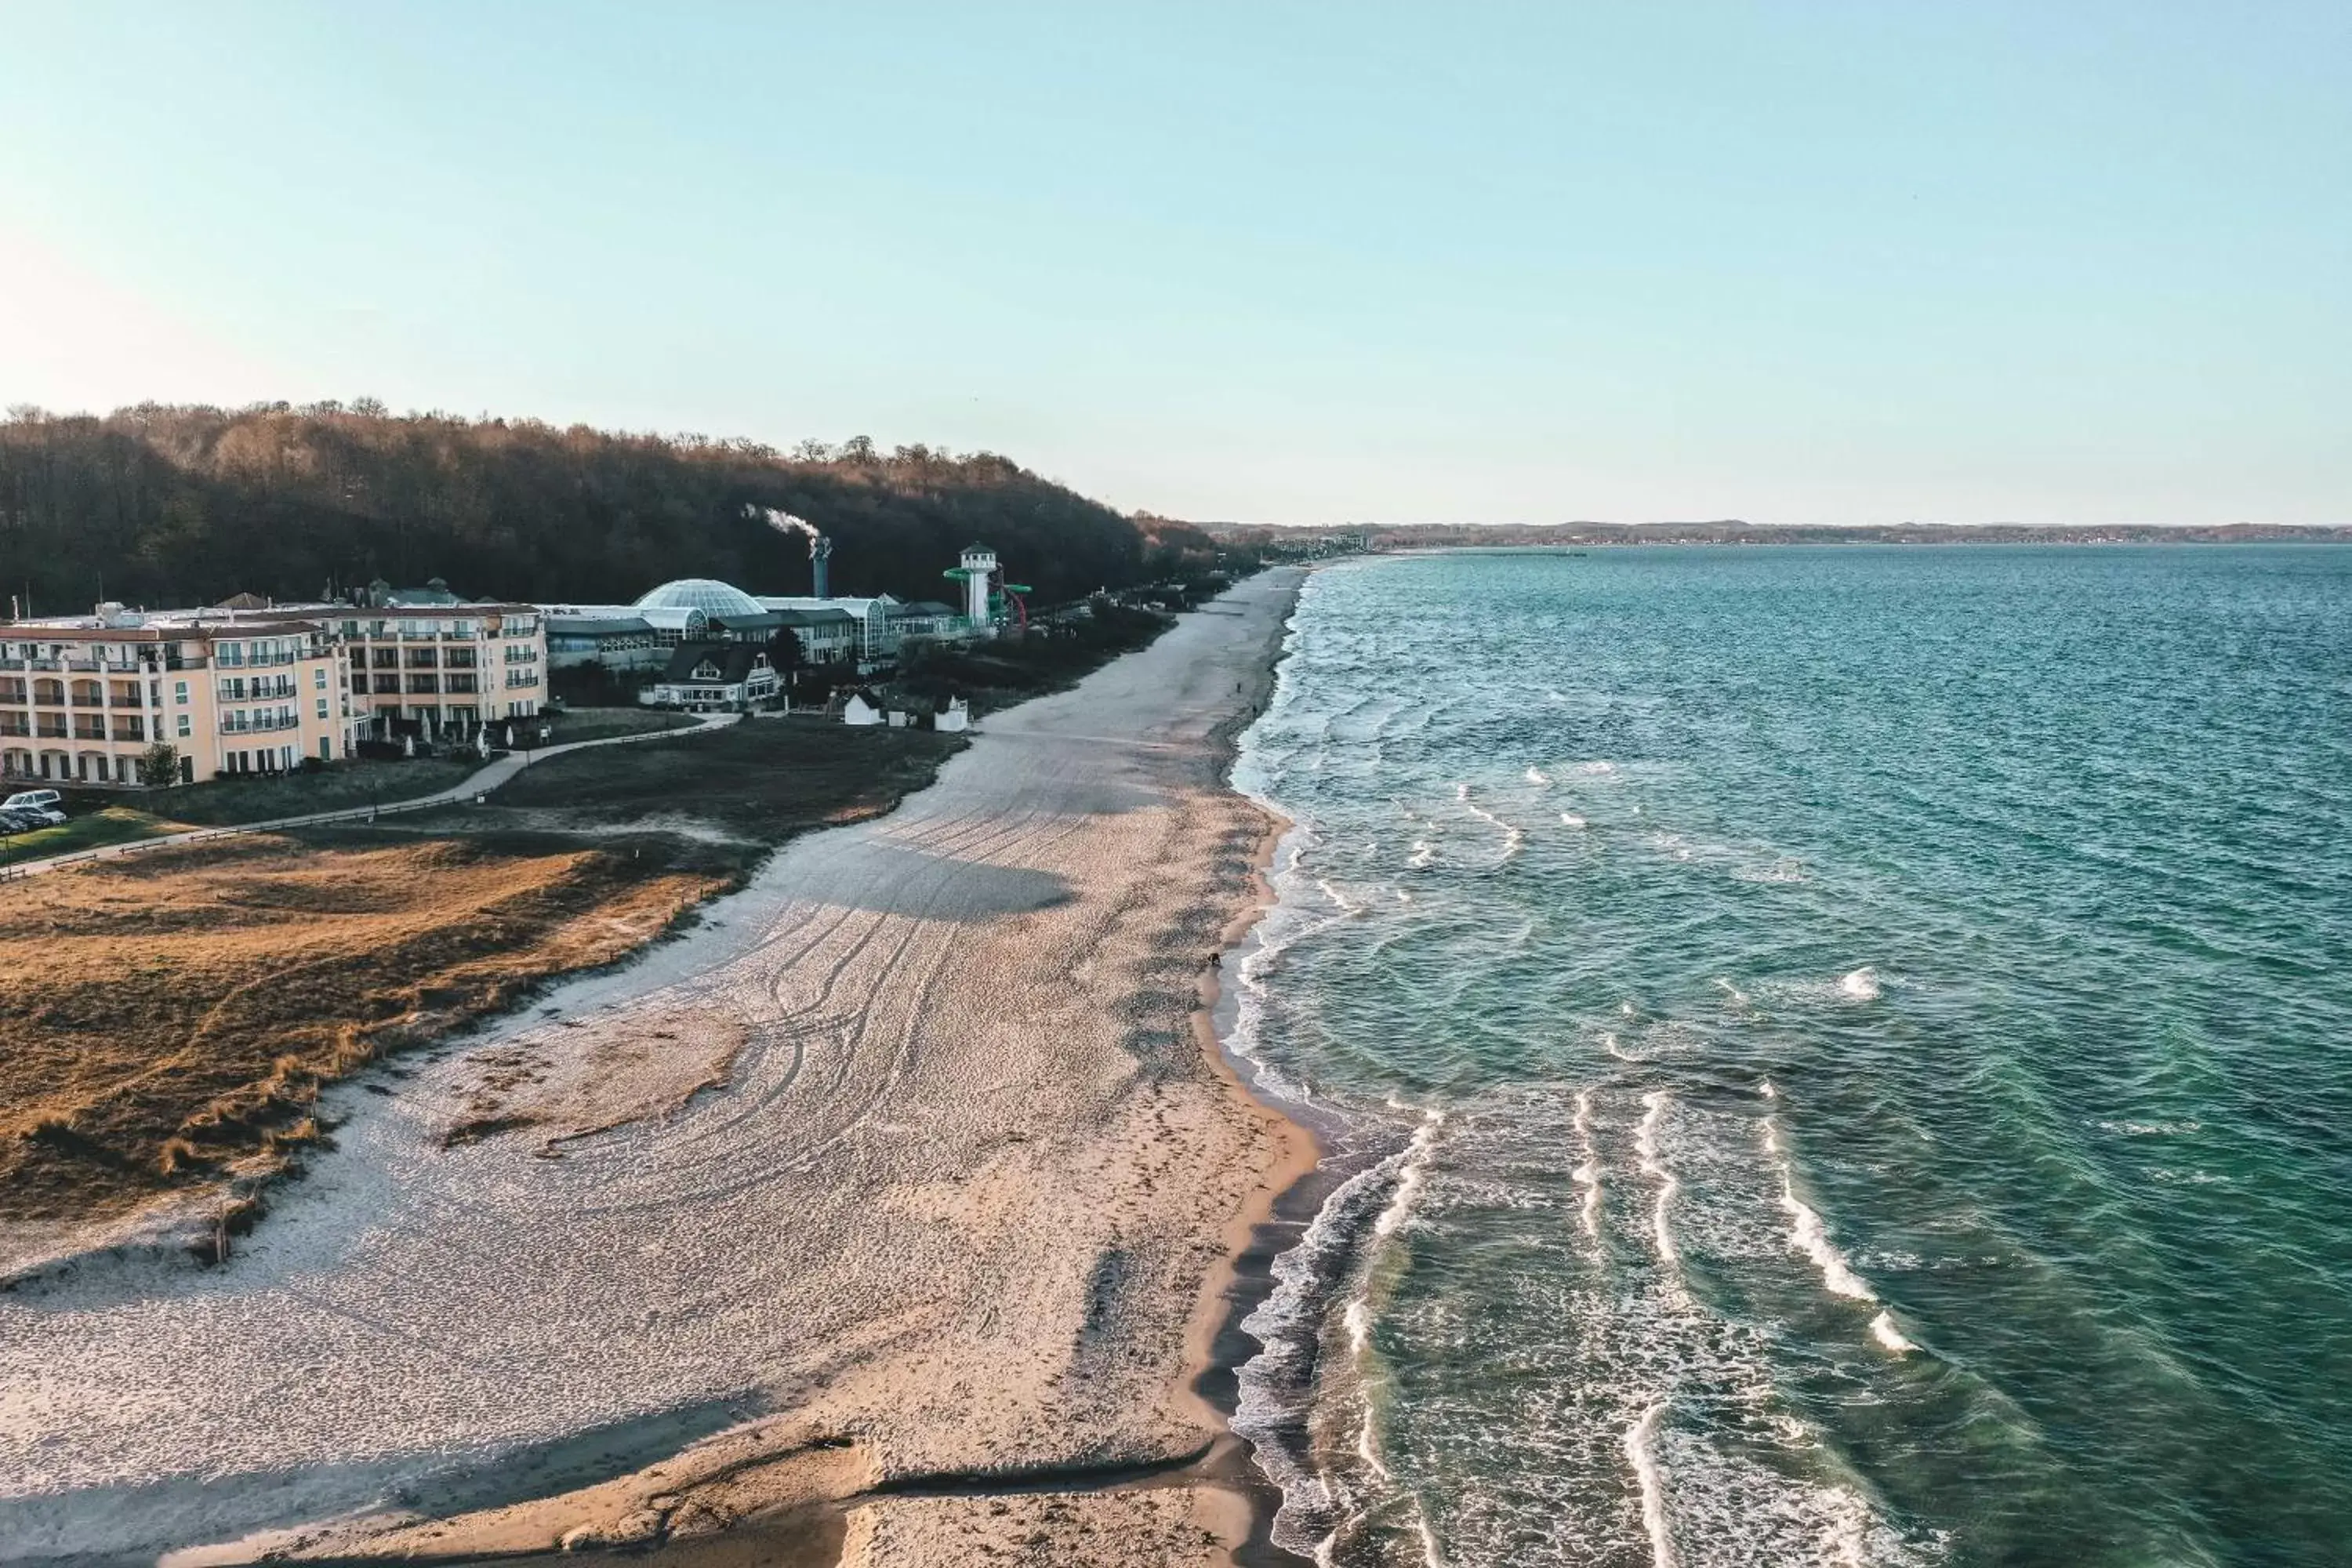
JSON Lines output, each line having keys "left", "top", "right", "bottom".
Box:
{"left": 1, "top": 720, "right": 967, "bottom": 1240}
{"left": 0, "top": 830, "right": 726, "bottom": 1228}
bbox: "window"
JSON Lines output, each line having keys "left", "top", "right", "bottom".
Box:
{"left": 316, "top": 697, "right": 329, "bottom": 720}
{"left": 176, "top": 713, "right": 191, "bottom": 739}
{"left": 174, "top": 681, "right": 189, "bottom": 704}
{"left": 314, "top": 667, "right": 327, "bottom": 690}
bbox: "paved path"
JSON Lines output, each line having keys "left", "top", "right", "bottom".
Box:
{"left": 0, "top": 712, "right": 740, "bottom": 881}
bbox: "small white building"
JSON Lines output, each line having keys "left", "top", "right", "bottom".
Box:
{"left": 841, "top": 692, "right": 884, "bottom": 726}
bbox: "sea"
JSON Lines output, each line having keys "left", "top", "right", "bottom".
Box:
{"left": 1223, "top": 545, "right": 2352, "bottom": 1568}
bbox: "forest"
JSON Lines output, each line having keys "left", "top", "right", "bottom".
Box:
{"left": 0, "top": 401, "right": 1210, "bottom": 615}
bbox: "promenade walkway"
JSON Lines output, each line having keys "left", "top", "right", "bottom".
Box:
{"left": 0, "top": 712, "right": 739, "bottom": 882}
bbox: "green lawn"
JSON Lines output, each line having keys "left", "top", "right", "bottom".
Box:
{"left": 0, "top": 805, "right": 187, "bottom": 862}
{"left": 544, "top": 706, "right": 699, "bottom": 746}
{"left": 150, "top": 757, "right": 482, "bottom": 826}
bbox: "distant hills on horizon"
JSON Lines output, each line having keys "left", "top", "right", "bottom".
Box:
{"left": 1206, "top": 520, "right": 2352, "bottom": 550}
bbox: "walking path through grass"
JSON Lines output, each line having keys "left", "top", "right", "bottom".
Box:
{"left": 0, "top": 713, "right": 740, "bottom": 882}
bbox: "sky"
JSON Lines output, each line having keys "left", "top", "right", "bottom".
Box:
{"left": 2, "top": 2, "right": 2346, "bottom": 528}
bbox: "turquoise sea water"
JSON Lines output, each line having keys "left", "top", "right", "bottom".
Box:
{"left": 1226, "top": 546, "right": 2352, "bottom": 1568}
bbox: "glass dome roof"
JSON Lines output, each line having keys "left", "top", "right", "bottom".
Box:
{"left": 633, "top": 578, "right": 766, "bottom": 619}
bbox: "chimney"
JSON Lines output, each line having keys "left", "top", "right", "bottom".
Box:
{"left": 811, "top": 535, "right": 833, "bottom": 599}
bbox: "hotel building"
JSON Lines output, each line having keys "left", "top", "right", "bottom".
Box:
{"left": 0, "top": 584, "right": 548, "bottom": 787}
{"left": 0, "top": 610, "right": 354, "bottom": 786}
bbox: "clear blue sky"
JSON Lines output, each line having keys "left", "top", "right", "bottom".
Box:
{"left": 3, "top": 3, "right": 2345, "bottom": 527}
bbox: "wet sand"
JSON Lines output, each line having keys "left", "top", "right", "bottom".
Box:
{"left": 0, "top": 569, "right": 1310, "bottom": 1566}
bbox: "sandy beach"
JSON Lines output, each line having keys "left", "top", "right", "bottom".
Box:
{"left": 0, "top": 568, "right": 1311, "bottom": 1567}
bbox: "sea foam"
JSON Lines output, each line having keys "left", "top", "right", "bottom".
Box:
{"left": 1837, "top": 967, "right": 1882, "bottom": 1000}
{"left": 1571, "top": 1089, "right": 1603, "bottom": 1240}
{"left": 1625, "top": 1400, "right": 1678, "bottom": 1568}
{"left": 1635, "top": 1091, "right": 1679, "bottom": 1266}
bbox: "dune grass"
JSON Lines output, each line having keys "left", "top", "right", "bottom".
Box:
{"left": 0, "top": 828, "right": 731, "bottom": 1225}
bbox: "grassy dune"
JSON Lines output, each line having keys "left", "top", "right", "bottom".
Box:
{"left": 0, "top": 829, "right": 728, "bottom": 1225}
{"left": 2, "top": 721, "right": 966, "bottom": 1232}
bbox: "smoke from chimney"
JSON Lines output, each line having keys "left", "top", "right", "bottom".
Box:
{"left": 749, "top": 506, "right": 833, "bottom": 597}
{"left": 752, "top": 506, "right": 818, "bottom": 540}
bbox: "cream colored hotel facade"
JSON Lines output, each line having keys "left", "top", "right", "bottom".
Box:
{"left": 0, "top": 601, "right": 545, "bottom": 787}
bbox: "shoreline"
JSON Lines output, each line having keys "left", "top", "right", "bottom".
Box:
{"left": 2, "top": 568, "right": 1319, "bottom": 1568}
{"left": 1176, "top": 616, "right": 1322, "bottom": 1568}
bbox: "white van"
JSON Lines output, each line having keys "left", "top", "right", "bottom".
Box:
{"left": 2, "top": 789, "right": 62, "bottom": 814}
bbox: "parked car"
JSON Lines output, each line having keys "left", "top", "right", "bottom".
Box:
{"left": 3, "top": 789, "right": 63, "bottom": 815}
{"left": 0, "top": 807, "right": 62, "bottom": 832}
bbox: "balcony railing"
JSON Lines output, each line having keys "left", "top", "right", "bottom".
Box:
{"left": 220, "top": 716, "right": 299, "bottom": 735}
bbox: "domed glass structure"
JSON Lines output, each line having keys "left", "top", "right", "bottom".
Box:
{"left": 634, "top": 578, "right": 766, "bottom": 619}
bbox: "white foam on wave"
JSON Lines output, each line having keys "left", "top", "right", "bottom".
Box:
{"left": 1757, "top": 1119, "right": 1925, "bottom": 1359}
{"left": 1559, "top": 811, "right": 1588, "bottom": 829}
{"left": 1571, "top": 1089, "right": 1602, "bottom": 1241}
{"left": 1460, "top": 795, "right": 1525, "bottom": 864}
{"left": 1635, "top": 1091, "right": 1679, "bottom": 1266}
{"left": 1525, "top": 766, "right": 1552, "bottom": 786}
{"left": 1639, "top": 829, "right": 1697, "bottom": 863}
{"left": 1343, "top": 1296, "right": 1377, "bottom": 1361}
{"left": 1837, "top": 967, "right": 1882, "bottom": 1000}
{"left": 1602, "top": 1030, "right": 1645, "bottom": 1064}
{"left": 1713, "top": 978, "right": 1751, "bottom": 1008}
{"left": 1578, "top": 760, "right": 1617, "bottom": 775}
{"left": 1624, "top": 1399, "right": 1678, "bottom": 1568}
{"left": 1759, "top": 1080, "right": 1778, "bottom": 1100}
{"left": 1316, "top": 877, "right": 1366, "bottom": 917}
{"left": 1407, "top": 840, "right": 1435, "bottom": 869}
{"left": 1232, "top": 1117, "right": 1438, "bottom": 1560}
{"left": 1781, "top": 1180, "right": 1878, "bottom": 1302}
{"left": 1374, "top": 1112, "right": 1445, "bottom": 1241}
{"left": 1416, "top": 1512, "right": 1450, "bottom": 1568}
{"left": 1454, "top": 781, "right": 1471, "bottom": 800}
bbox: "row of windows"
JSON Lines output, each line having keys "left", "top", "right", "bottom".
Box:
{"left": 329, "top": 618, "right": 539, "bottom": 639}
